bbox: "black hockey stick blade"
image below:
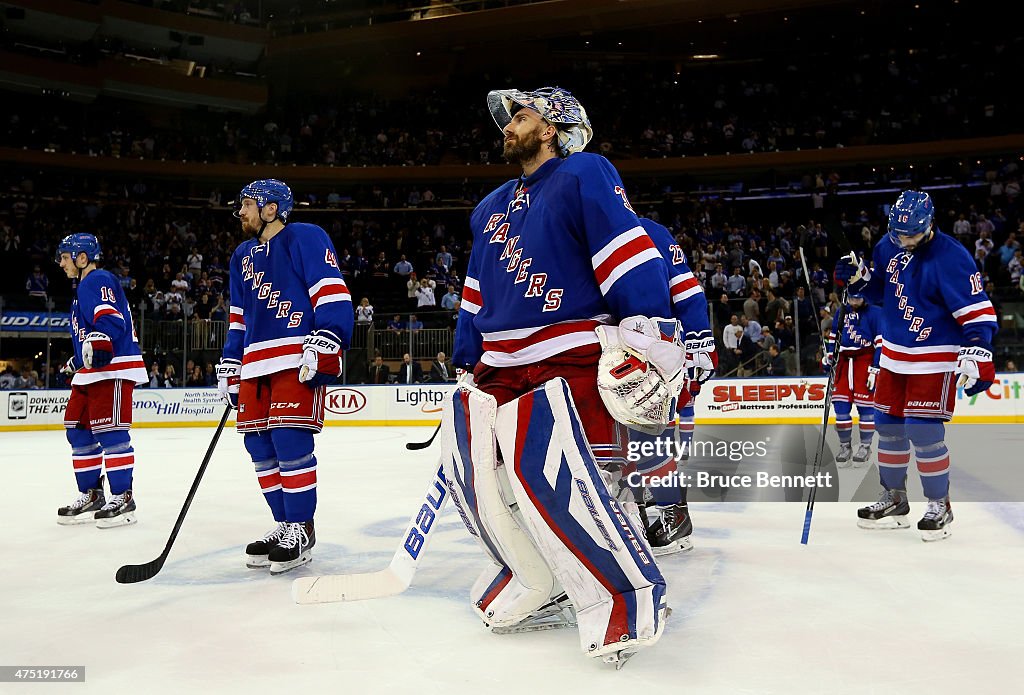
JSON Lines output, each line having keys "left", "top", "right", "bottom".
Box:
{"left": 406, "top": 422, "right": 441, "bottom": 450}
{"left": 115, "top": 405, "right": 232, "bottom": 584}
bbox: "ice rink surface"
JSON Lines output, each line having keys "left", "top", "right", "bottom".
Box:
{"left": 3, "top": 424, "right": 1023, "bottom": 694}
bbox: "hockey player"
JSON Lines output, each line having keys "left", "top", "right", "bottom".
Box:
{"left": 836, "top": 190, "right": 998, "bottom": 541}
{"left": 217, "top": 179, "right": 353, "bottom": 574}
{"left": 628, "top": 217, "right": 716, "bottom": 556}
{"left": 55, "top": 233, "right": 147, "bottom": 527}
{"left": 822, "top": 289, "right": 882, "bottom": 467}
{"left": 442, "top": 87, "right": 678, "bottom": 667}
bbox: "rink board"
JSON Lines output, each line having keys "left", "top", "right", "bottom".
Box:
{"left": 2, "top": 374, "right": 1022, "bottom": 431}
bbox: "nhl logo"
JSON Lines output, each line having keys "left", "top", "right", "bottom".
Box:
{"left": 8, "top": 392, "right": 28, "bottom": 420}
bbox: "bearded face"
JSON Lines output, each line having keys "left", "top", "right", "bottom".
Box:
{"left": 502, "top": 121, "right": 547, "bottom": 163}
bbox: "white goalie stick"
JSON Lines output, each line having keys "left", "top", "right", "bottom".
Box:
{"left": 292, "top": 462, "right": 450, "bottom": 604}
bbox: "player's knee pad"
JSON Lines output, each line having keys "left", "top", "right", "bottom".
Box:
{"left": 857, "top": 406, "right": 875, "bottom": 423}
{"left": 904, "top": 417, "right": 944, "bottom": 448}
{"left": 440, "top": 384, "right": 558, "bottom": 628}
{"left": 494, "top": 378, "right": 667, "bottom": 657}
{"left": 833, "top": 400, "right": 853, "bottom": 419}
{"left": 873, "top": 411, "right": 906, "bottom": 439}
{"left": 243, "top": 431, "right": 276, "bottom": 462}
{"left": 95, "top": 429, "right": 131, "bottom": 454}
{"left": 66, "top": 426, "right": 99, "bottom": 452}
{"left": 270, "top": 427, "right": 314, "bottom": 463}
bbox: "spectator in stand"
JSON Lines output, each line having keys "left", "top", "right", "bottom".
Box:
{"left": 721, "top": 314, "right": 744, "bottom": 374}
{"left": 187, "top": 365, "right": 206, "bottom": 387}
{"left": 765, "top": 345, "right": 787, "bottom": 376}
{"left": 440, "top": 284, "right": 459, "bottom": 310}
{"left": 0, "top": 366, "right": 18, "bottom": 389}
{"left": 1009, "top": 249, "right": 1023, "bottom": 290}
{"left": 367, "top": 355, "right": 389, "bottom": 384}
{"left": 952, "top": 213, "right": 972, "bottom": 245}
{"left": 429, "top": 351, "right": 452, "bottom": 383}
{"left": 355, "top": 297, "right": 374, "bottom": 324}
{"left": 407, "top": 314, "right": 423, "bottom": 331}
{"left": 449, "top": 299, "right": 460, "bottom": 333}
{"left": 25, "top": 265, "right": 49, "bottom": 300}
{"left": 163, "top": 364, "right": 178, "bottom": 388}
{"left": 811, "top": 262, "right": 829, "bottom": 305}
{"left": 414, "top": 277, "right": 437, "bottom": 309}
{"left": 405, "top": 271, "right": 420, "bottom": 308}
{"left": 205, "top": 362, "right": 217, "bottom": 386}
{"left": 387, "top": 314, "right": 405, "bottom": 332}
{"left": 393, "top": 254, "right": 414, "bottom": 277}
{"left": 147, "top": 363, "right": 163, "bottom": 389}
{"left": 726, "top": 266, "right": 747, "bottom": 298}
{"left": 764, "top": 288, "right": 790, "bottom": 325}
{"left": 210, "top": 295, "right": 228, "bottom": 323}
{"left": 713, "top": 292, "right": 733, "bottom": 330}
{"left": 435, "top": 245, "right": 452, "bottom": 271}
{"left": 398, "top": 353, "right": 423, "bottom": 384}
{"left": 743, "top": 288, "right": 761, "bottom": 321}
{"left": 171, "top": 272, "right": 190, "bottom": 295}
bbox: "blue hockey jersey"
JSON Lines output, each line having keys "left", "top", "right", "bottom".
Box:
{"left": 69, "top": 269, "right": 146, "bottom": 385}
{"left": 639, "top": 218, "right": 711, "bottom": 341}
{"left": 453, "top": 153, "right": 671, "bottom": 369}
{"left": 224, "top": 222, "right": 353, "bottom": 379}
{"left": 858, "top": 230, "right": 998, "bottom": 374}
{"left": 826, "top": 302, "right": 882, "bottom": 363}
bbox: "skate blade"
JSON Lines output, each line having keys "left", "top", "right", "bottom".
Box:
{"left": 601, "top": 650, "right": 638, "bottom": 670}
{"left": 851, "top": 459, "right": 870, "bottom": 468}
{"left": 651, "top": 536, "right": 694, "bottom": 556}
{"left": 96, "top": 512, "right": 137, "bottom": 529}
{"left": 857, "top": 515, "right": 910, "bottom": 530}
{"left": 246, "top": 555, "right": 270, "bottom": 569}
{"left": 490, "top": 617, "right": 578, "bottom": 634}
{"left": 920, "top": 525, "right": 952, "bottom": 542}
{"left": 835, "top": 459, "right": 853, "bottom": 469}
{"left": 57, "top": 513, "right": 98, "bottom": 526}
{"left": 269, "top": 551, "right": 312, "bottom": 575}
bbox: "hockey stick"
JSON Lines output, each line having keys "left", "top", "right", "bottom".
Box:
{"left": 798, "top": 225, "right": 852, "bottom": 544}
{"left": 406, "top": 422, "right": 441, "bottom": 450}
{"left": 115, "top": 405, "right": 232, "bottom": 583}
{"left": 292, "top": 462, "right": 450, "bottom": 603}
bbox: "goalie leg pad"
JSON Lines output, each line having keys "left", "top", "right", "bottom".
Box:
{"left": 440, "top": 385, "right": 559, "bottom": 628}
{"left": 494, "top": 378, "right": 668, "bottom": 659}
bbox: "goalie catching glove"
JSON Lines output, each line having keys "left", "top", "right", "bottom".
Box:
{"left": 82, "top": 332, "right": 113, "bottom": 369}
{"left": 596, "top": 316, "right": 687, "bottom": 434}
{"left": 298, "top": 329, "right": 343, "bottom": 388}
{"left": 954, "top": 342, "right": 995, "bottom": 397}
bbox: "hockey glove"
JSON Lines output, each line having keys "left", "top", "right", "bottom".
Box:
{"left": 60, "top": 356, "right": 81, "bottom": 377}
{"left": 82, "top": 332, "right": 113, "bottom": 369}
{"left": 834, "top": 252, "right": 870, "bottom": 287}
{"left": 821, "top": 351, "right": 834, "bottom": 369}
{"left": 866, "top": 365, "right": 880, "bottom": 391}
{"left": 955, "top": 342, "right": 995, "bottom": 397}
{"left": 684, "top": 330, "right": 717, "bottom": 385}
{"left": 299, "top": 329, "right": 343, "bottom": 388}
{"left": 216, "top": 358, "right": 241, "bottom": 408}
{"left": 596, "top": 316, "right": 686, "bottom": 434}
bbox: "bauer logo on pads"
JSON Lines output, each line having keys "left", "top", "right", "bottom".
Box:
{"left": 8, "top": 392, "right": 28, "bottom": 419}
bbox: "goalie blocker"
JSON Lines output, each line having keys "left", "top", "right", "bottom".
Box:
{"left": 441, "top": 360, "right": 669, "bottom": 666}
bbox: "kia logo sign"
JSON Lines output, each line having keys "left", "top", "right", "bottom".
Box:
{"left": 325, "top": 388, "right": 367, "bottom": 415}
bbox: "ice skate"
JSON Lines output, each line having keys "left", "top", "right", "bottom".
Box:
{"left": 488, "top": 593, "right": 577, "bottom": 634}
{"left": 857, "top": 488, "right": 910, "bottom": 529}
{"left": 852, "top": 443, "right": 872, "bottom": 467}
{"left": 646, "top": 503, "right": 694, "bottom": 556}
{"left": 57, "top": 476, "right": 106, "bottom": 525}
{"left": 268, "top": 521, "right": 315, "bottom": 575}
{"left": 95, "top": 489, "right": 137, "bottom": 528}
{"left": 835, "top": 442, "right": 853, "bottom": 468}
{"left": 245, "top": 521, "right": 289, "bottom": 569}
{"left": 918, "top": 497, "right": 953, "bottom": 542}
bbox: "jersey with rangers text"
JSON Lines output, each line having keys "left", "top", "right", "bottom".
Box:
{"left": 858, "top": 230, "right": 997, "bottom": 374}
{"left": 453, "top": 153, "right": 671, "bottom": 368}
{"left": 827, "top": 302, "right": 882, "bottom": 363}
{"left": 70, "top": 269, "right": 146, "bottom": 385}
{"left": 224, "top": 223, "right": 353, "bottom": 379}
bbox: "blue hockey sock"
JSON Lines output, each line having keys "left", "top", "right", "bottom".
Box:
{"left": 67, "top": 428, "right": 103, "bottom": 492}
{"left": 245, "top": 432, "right": 285, "bottom": 521}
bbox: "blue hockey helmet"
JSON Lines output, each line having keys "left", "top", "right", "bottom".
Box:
{"left": 55, "top": 233, "right": 101, "bottom": 264}
{"left": 887, "top": 190, "right": 934, "bottom": 244}
{"left": 846, "top": 287, "right": 866, "bottom": 303}
{"left": 236, "top": 179, "right": 293, "bottom": 223}
{"left": 487, "top": 86, "right": 593, "bottom": 156}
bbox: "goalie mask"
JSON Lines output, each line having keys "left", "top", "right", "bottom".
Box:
{"left": 487, "top": 87, "right": 593, "bottom": 157}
